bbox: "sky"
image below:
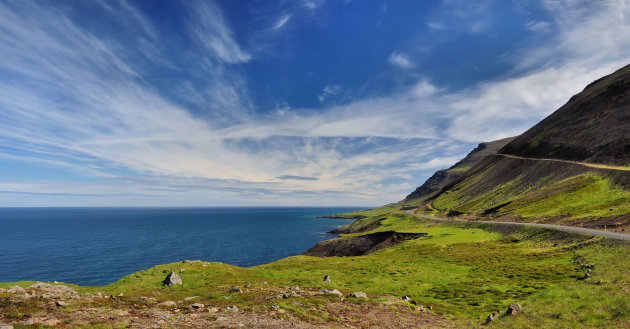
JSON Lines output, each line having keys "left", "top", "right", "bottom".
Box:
{"left": 0, "top": 0, "right": 629, "bottom": 207}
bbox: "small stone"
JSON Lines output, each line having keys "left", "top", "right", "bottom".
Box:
{"left": 428, "top": 305, "right": 433, "bottom": 310}
{"left": 183, "top": 296, "right": 199, "bottom": 301}
{"left": 289, "top": 286, "right": 300, "bottom": 291}
{"left": 55, "top": 300, "right": 68, "bottom": 307}
{"left": 229, "top": 287, "right": 242, "bottom": 293}
{"left": 191, "top": 303, "right": 205, "bottom": 309}
{"left": 417, "top": 305, "right": 426, "bottom": 312}
{"left": 216, "top": 316, "right": 228, "bottom": 321}
{"left": 486, "top": 311, "right": 500, "bottom": 324}
{"left": 262, "top": 281, "right": 268, "bottom": 285}
{"left": 227, "top": 305, "right": 239, "bottom": 312}
{"left": 0, "top": 323, "right": 13, "bottom": 329}
{"left": 116, "top": 293, "right": 124, "bottom": 297}
{"left": 322, "top": 289, "right": 343, "bottom": 297}
{"left": 282, "top": 292, "right": 298, "bottom": 299}
{"left": 323, "top": 275, "right": 331, "bottom": 283}
{"left": 402, "top": 295, "right": 417, "bottom": 305}
{"left": 162, "top": 271, "right": 183, "bottom": 286}
{"left": 158, "top": 301, "right": 177, "bottom": 307}
{"left": 346, "top": 292, "right": 368, "bottom": 299}
{"left": 244, "top": 282, "right": 252, "bottom": 288}
{"left": 209, "top": 307, "right": 220, "bottom": 313}
{"left": 506, "top": 303, "right": 523, "bottom": 315}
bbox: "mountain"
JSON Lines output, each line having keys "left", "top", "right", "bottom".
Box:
{"left": 403, "top": 136, "right": 515, "bottom": 205}
{"left": 501, "top": 64, "right": 630, "bottom": 165}
{"left": 411, "top": 64, "right": 630, "bottom": 232}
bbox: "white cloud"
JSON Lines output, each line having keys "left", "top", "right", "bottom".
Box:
{"left": 187, "top": 0, "right": 251, "bottom": 64}
{"left": 272, "top": 14, "right": 293, "bottom": 30}
{"left": 387, "top": 52, "right": 415, "bottom": 69}
{"left": 318, "top": 84, "right": 342, "bottom": 102}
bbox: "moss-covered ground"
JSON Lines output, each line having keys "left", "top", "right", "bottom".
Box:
{"left": 2, "top": 211, "right": 628, "bottom": 328}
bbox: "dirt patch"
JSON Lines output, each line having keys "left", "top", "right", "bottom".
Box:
{"left": 303, "top": 231, "right": 427, "bottom": 257}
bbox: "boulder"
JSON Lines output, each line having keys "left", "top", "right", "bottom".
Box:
{"left": 158, "top": 301, "right": 176, "bottom": 307}
{"left": 486, "top": 311, "right": 500, "bottom": 324}
{"left": 229, "top": 286, "right": 242, "bottom": 293}
{"left": 323, "top": 275, "right": 331, "bottom": 283}
{"left": 162, "top": 271, "right": 183, "bottom": 286}
{"left": 55, "top": 300, "right": 68, "bottom": 307}
{"left": 346, "top": 292, "right": 368, "bottom": 299}
{"left": 506, "top": 303, "right": 522, "bottom": 315}
{"left": 191, "top": 303, "right": 205, "bottom": 309}
{"left": 322, "top": 289, "right": 343, "bottom": 297}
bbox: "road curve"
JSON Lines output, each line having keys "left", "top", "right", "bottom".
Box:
{"left": 404, "top": 211, "right": 630, "bottom": 242}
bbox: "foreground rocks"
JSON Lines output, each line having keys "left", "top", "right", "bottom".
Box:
{"left": 163, "top": 271, "right": 183, "bottom": 286}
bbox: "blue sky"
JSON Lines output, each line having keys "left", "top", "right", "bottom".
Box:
{"left": 0, "top": 0, "right": 629, "bottom": 206}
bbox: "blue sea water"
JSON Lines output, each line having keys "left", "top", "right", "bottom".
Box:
{"left": 0, "top": 207, "right": 357, "bottom": 286}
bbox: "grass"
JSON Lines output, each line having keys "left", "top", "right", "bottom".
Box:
{"left": 2, "top": 212, "right": 628, "bottom": 328}
{"left": 431, "top": 167, "right": 630, "bottom": 223}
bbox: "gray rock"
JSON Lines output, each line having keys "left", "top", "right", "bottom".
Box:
{"left": 486, "top": 311, "right": 500, "bottom": 324}
{"left": 179, "top": 269, "right": 185, "bottom": 273}
{"left": 402, "top": 295, "right": 417, "bottom": 305}
{"left": 244, "top": 282, "right": 252, "bottom": 288}
{"left": 116, "top": 293, "right": 124, "bottom": 297}
{"left": 183, "top": 296, "right": 199, "bottom": 301}
{"left": 346, "top": 292, "right": 368, "bottom": 299}
{"left": 158, "top": 301, "right": 176, "bottom": 306}
{"left": 191, "top": 303, "right": 205, "bottom": 309}
{"left": 162, "top": 271, "right": 183, "bottom": 286}
{"left": 506, "top": 303, "right": 522, "bottom": 315}
{"left": 227, "top": 305, "right": 239, "bottom": 312}
{"left": 323, "top": 275, "right": 331, "bottom": 283}
{"left": 289, "top": 286, "right": 300, "bottom": 291}
{"left": 282, "top": 292, "right": 298, "bottom": 299}
{"left": 55, "top": 300, "right": 68, "bottom": 307}
{"left": 0, "top": 323, "right": 13, "bottom": 329}
{"left": 229, "top": 286, "right": 242, "bottom": 293}
{"left": 322, "top": 289, "right": 343, "bottom": 297}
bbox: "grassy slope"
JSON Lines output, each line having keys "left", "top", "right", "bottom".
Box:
{"left": 428, "top": 155, "right": 630, "bottom": 230}
{"left": 2, "top": 212, "right": 628, "bottom": 328}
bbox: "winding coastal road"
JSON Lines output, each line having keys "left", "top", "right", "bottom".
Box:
{"left": 498, "top": 153, "right": 630, "bottom": 172}
{"left": 404, "top": 210, "right": 630, "bottom": 241}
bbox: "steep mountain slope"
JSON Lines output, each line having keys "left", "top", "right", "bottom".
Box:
{"left": 403, "top": 136, "right": 515, "bottom": 205}
{"left": 501, "top": 64, "right": 630, "bottom": 165}
{"left": 419, "top": 64, "right": 630, "bottom": 232}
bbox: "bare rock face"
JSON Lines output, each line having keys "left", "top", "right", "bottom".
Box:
{"left": 162, "top": 271, "right": 182, "bottom": 287}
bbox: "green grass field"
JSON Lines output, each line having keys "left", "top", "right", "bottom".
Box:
{"left": 2, "top": 211, "right": 628, "bottom": 328}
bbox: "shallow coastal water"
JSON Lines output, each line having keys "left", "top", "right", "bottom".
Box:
{"left": 0, "top": 207, "right": 356, "bottom": 286}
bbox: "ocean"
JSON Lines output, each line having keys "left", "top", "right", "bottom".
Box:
{"left": 0, "top": 207, "right": 357, "bottom": 286}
